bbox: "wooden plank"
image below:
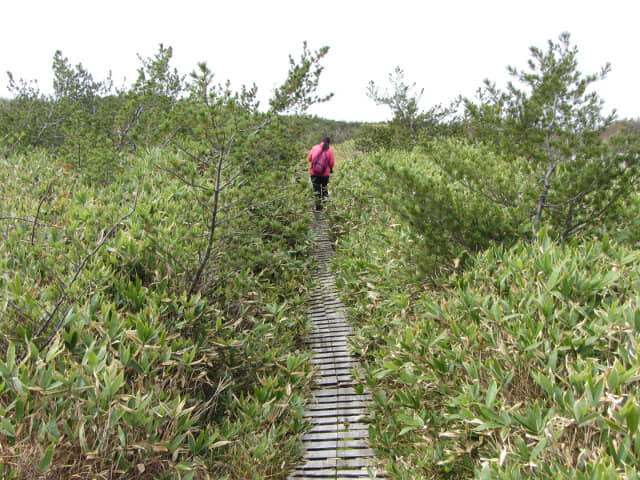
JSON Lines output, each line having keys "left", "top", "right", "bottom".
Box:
{"left": 315, "top": 369, "right": 354, "bottom": 377}
{"left": 289, "top": 471, "right": 386, "bottom": 480}
{"left": 310, "top": 339, "right": 349, "bottom": 346}
{"left": 311, "top": 359, "right": 357, "bottom": 368}
{"left": 304, "top": 408, "right": 368, "bottom": 418}
{"left": 308, "top": 337, "right": 348, "bottom": 342}
{"left": 337, "top": 458, "right": 378, "bottom": 469}
{"left": 313, "top": 397, "right": 371, "bottom": 405}
{"left": 314, "top": 322, "right": 347, "bottom": 327}
{"left": 313, "top": 363, "right": 358, "bottom": 372}
{"left": 334, "top": 469, "right": 386, "bottom": 478}
{"left": 311, "top": 355, "right": 355, "bottom": 363}
{"left": 296, "top": 458, "right": 376, "bottom": 470}
{"left": 312, "top": 363, "right": 356, "bottom": 372}
{"left": 310, "top": 325, "right": 351, "bottom": 332}
{"left": 302, "top": 430, "right": 369, "bottom": 441}
{"left": 312, "top": 351, "right": 353, "bottom": 359}
{"left": 307, "top": 423, "right": 368, "bottom": 434}
{"left": 308, "top": 333, "right": 350, "bottom": 339}
{"left": 316, "top": 366, "right": 354, "bottom": 375}
{"left": 309, "top": 334, "right": 349, "bottom": 341}
{"left": 312, "top": 357, "right": 354, "bottom": 365}
{"left": 309, "top": 330, "right": 351, "bottom": 337}
{"left": 291, "top": 472, "right": 372, "bottom": 478}
{"left": 308, "top": 401, "right": 369, "bottom": 410}
{"left": 314, "top": 377, "right": 357, "bottom": 387}
{"left": 309, "top": 396, "right": 372, "bottom": 406}
{"left": 309, "top": 330, "right": 351, "bottom": 336}
{"left": 309, "top": 331, "right": 350, "bottom": 336}
{"left": 311, "top": 346, "right": 351, "bottom": 354}
{"left": 308, "top": 407, "right": 369, "bottom": 417}
{"left": 313, "top": 387, "right": 366, "bottom": 396}
{"left": 303, "top": 448, "right": 375, "bottom": 460}
{"left": 308, "top": 333, "right": 348, "bottom": 340}
{"left": 315, "top": 361, "right": 355, "bottom": 369}
{"left": 315, "top": 372, "right": 357, "bottom": 381}
{"left": 303, "top": 440, "right": 370, "bottom": 450}
{"left": 313, "top": 315, "right": 347, "bottom": 321}
{"left": 314, "top": 381, "right": 357, "bottom": 388}
{"left": 315, "top": 372, "right": 360, "bottom": 381}
{"left": 310, "top": 320, "right": 349, "bottom": 325}
{"left": 307, "top": 415, "right": 368, "bottom": 425}
{"left": 315, "top": 362, "right": 353, "bottom": 369}
{"left": 308, "top": 340, "right": 349, "bottom": 347}
{"left": 311, "top": 350, "right": 352, "bottom": 358}
{"left": 312, "top": 362, "right": 356, "bottom": 370}
{"left": 295, "top": 459, "right": 336, "bottom": 470}
{"left": 306, "top": 332, "right": 353, "bottom": 343}
{"left": 311, "top": 350, "right": 351, "bottom": 356}
{"left": 309, "top": 347, "right": 350, "bottom": 354}
{"left": 313, "top": 356, "right": 357, "bottom": 364}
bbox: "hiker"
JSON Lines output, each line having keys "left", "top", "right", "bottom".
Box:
{"left": 308, "top": 136, "right": 335, "bottom": 211}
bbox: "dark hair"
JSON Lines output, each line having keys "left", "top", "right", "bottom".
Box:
{"left": 322, "top": 136, "right": 330, "bottom": 151}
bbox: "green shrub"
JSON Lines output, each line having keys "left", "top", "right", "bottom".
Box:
{"left": 0, "top": 149, "right": 316, "bottom": 479}
{"left": 327, "top": 143, "right": 640, "bottom": 478}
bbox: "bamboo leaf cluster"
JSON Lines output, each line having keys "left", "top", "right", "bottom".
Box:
{"left": 326, "top": 141, "right": 640, "bottom": 478}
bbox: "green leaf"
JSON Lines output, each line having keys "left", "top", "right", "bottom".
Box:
{"left": 45, "top": 336, "right": 64, "bottom": 363}
{"left": 485, "top": 381, "right": 498, "bottom": 408}
{"left": 0, "top": 417, "right": 16, "bottom": 437}
{"left": 624, "top": 402, "right": 640, "bottom": 434}
{"left": 530, "top": 437, "right": 548, "bottom": 460}
{"left": 7, "top": 343, "right": 16, "bottom": 373}
{"left": 38, "top": 444, "right": 54, "bottom": 472}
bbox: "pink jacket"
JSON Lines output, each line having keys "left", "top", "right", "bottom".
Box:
{"left": 308, "top": 143, "right": 335, "bottom": 177}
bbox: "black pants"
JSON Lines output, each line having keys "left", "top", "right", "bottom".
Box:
{"left": 310, "top": 175, "right": 329, "bottom": 209}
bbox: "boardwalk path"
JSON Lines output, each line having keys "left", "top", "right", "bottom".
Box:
{"left": 288, "top": 211, "right": 386, "bottom": 480}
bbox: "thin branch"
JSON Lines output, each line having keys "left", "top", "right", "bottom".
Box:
{"left": 170, "top": 139, "right": 202, "bottom": 163}
{"left": 560, "top": 173, "right": 640, "bottom": 240}
{"left": 187, "top": 158, "right": 222, "bottom": 299}
{"left": 69, "top": 190, "right": 139, "bottom": 287}
{"left": 458, "top": 178, "right": 519, "bottom": 208}
{"left": 28, "top": 189, "right": 139, "bottom": 354}
{"left": 31, "top": 181, "right": 55, "bottom": 244}
{"left": 215, "top": 195, "right": 289, "bottom": 228}
{"left": 153, "top": 162, "right": 215, "bottom": 192}
{"left": 0, "top": 216, "right": 60, "bottom": 229}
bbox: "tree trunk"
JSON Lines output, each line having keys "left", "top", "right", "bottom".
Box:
{"left": 534, "top": 159, "right": 556, "bottom": 234}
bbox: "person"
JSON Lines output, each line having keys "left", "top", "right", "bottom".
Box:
{"left": 308, "top": 136, "right": 335, "bottom": 211}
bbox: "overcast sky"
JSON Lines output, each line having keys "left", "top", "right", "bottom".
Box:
{"left": 2, "top": 0, "right": 639, "bottom": 122}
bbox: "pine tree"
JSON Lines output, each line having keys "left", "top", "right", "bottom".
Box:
{"left": 466, "top": 32, "right": 638, "bottom": 240}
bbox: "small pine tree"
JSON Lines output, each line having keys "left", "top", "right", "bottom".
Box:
{"left": 465, "top": 32, "right": 638, "bottom": 240}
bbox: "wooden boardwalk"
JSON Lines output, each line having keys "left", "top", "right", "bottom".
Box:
{"left": 287, "top": 211, "right": 386, "bottom": 480}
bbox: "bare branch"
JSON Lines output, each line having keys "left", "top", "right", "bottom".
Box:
{"left": 31, "top": 181, "right": 55, "bottom": 244}
{"left": 0, "top": 216, "right": 60, "bottom": 229}
{"left": 26, "top": 189, "right": 140, "bottom": 356}
{"left": 153, "top": 162, "right": 215, "bottom": 192}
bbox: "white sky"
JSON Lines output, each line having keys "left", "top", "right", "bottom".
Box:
{"left": 1, "top": 0, "right": 639, "bottom": 122}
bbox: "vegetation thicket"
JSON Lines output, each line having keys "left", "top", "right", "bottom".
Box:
{"left": 0, "top": 42, "right": 334, "bottom": 479}
{"left": 327, "top": 33, "right": 640, "bottom": 479}
{"left": 2, "top": 30, "right": 640, "bottom": 480}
